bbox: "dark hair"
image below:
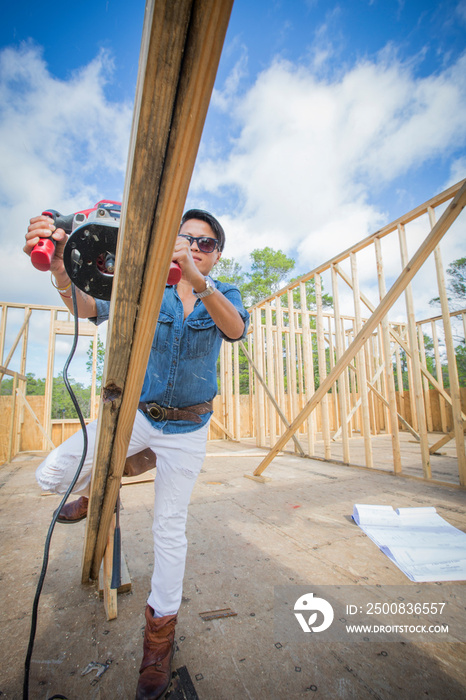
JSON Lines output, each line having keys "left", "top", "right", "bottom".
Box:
{"left": 180, "top": 209, "right": 225, "bottom": 252}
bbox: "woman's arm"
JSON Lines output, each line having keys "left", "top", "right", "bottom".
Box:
{"left": 24, "top": 215, "right": 97, "bottom": 318}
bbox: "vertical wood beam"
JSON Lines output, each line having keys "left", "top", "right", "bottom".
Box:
{"left": 374, "top": 237, "right": 402, "bottom": 473}
{"left": 428, "top": 207, "right": 466, "bottom": 485}
{"left": 350, "top": 252, "right": 373, "bottom": 468}
{"left": 397, "top": 223, "right": 431, "bottom": 478}
{"left": 300, "top": 281, "right": 315, "bottom": 454}
{"left": 287, "top": 291, "right": 298, "bottom": 439}
{"left": 418, "top": 325, "right": 434, "bottom": 431}
{"left": 265, "top": 302, "right": 276, "bottom": 446}
{"left": 431, "top": 320, "right": 447, "bottom": 433}
{"left": 82, "top": 0, "right": 234, "bottom": 582}
{"left": 233, "top": 341, "right": 240, "bottom": 440}
{"left": 253, "top": 307, "right": 266, "bottom": 447}
{"left": 331, "top": 264, "right": 350, "bottom": 463}
{"left": 315, "top": 274, "right": 331, "bottom": 458}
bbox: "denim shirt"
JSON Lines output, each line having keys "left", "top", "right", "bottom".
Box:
{"left": 91, "top": 280, "right": 249, "bottom": 433}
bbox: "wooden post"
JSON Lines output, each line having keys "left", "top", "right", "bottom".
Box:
{"left": 350, "top": 252, "right": 373, "bottom": 468}
{"left": 275, "top": 300, "right": 286, "bottom": 432}
{"left": 7, "top": 373, "right": 18, "bottom": 463}
{"left": 233, "top": 341, "right": 241, "bottom": 440}
{"left": 265, "top": 302, "right": 276, "bottom": 447}
{"left": 431, "top": 320, "right": 447, "bottom": 433}
{"left": 315, "top": 274, "right": 331, "bottom": 458}
{"left": 418, "top": 325, "right": 434, "bottom": 432}
{"left": 0, "top": 304, "right": 7, "bottom": 368}
{"left": 398, "top": 223, "right": 431, "bottom": 478}
{"left": 300, "top": 281, "right": 315, "bottom": 454}
{"left": 374, "top": 238, "right": 402, "bottom": 474}
{"left": 82, "top": 0, "right": 234, "bottom": 583}
{"left": 331, "top": 264, "right": 350, "bottom": 463}
{"left": 287, "top": 291, "right": 299, "bottom": 441}
{"left": 253, "top": 307, "right": 266, "bottom": 447}
{"left": 44, "top": 310, "right": 56, "bottom": 448}
{"left": 428, "top": 209, "right": 466, "bottom": 485}
{"left": 251, "top": 181, "right": 466, "bottom": 477}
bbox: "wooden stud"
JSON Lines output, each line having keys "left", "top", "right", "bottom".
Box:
{"left": 431, "top": 320, "right": 448, "bottom": 433}
{"left": 300, "top": 280, "right": 315, "bottom": 454}
{"left": 233, "top": 341, "right": 241, "bottom": 440}
{"left": 331, "top": 264, "right": 350, "bottom": 463}
{"left": 82, "top": 0, "right": 234, "bottom": 583}
{"left": 428, "top": 208, "right": 466, "bottom": 485}
{"left": 315, "top": 274, "right": 331, "bottom": 458}
{"left": 418, "top": 325, "right": 434, "bottom": 432}
{"left": 350, "top": 252, "right": 373, "bottom": 468}
{"left": 397, "top": 223, "right": 431, "bottom": 478}
{"left": 253, "top": 307, "right": 266, "bottom": 447}
{"left": 275, "top": 300, "right": 286, "bottom": 430}
{"left": 265, "top": 302, "right": 276, "bottom": 447}
{"left": 287, "top": 291, "right": 299, "bottom": 442}
{"left": 374, "top": 237, "right": 402, "bottom": 473}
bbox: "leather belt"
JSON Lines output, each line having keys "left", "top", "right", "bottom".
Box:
{"left": 139, "top": 400, "right": 213, "bottom": 424}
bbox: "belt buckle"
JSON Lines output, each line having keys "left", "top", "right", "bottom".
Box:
{"left": 148, "top": 403, "right": 167, "bottom": 421}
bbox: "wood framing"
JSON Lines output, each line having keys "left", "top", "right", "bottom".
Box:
{"left": 245, "top": 180, "right": 466, "bottom": 483}
{"left": 81, "top": 0, "right": 234, "bottom": 583}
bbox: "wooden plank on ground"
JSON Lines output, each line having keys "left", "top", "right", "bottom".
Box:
{"left": 82, "top": 0, "right": 234, "bottom": 583}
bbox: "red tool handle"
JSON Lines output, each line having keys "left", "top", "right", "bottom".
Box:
{"left": 167, "top": 261, "right": 182, "bottom": 285}
{"left": 30, "top": 209, "right": 75, "bottom": 272}
{"left": 30, "top": 237, "right": 56, "bottom": 272}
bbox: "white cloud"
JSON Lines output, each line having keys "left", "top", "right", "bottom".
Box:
{"left": 0, "top": 43, "right": 133, "bottom": 305}
{"left": 192, "top": 50, "right": 466, "bottom": 282}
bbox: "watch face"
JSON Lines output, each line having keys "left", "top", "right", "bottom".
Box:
{"left": 196, "top": 276, "right": 215, "bottom": 298}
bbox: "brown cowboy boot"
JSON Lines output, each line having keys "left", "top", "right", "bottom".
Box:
{"left": 136, "top": 605, "right": 177, "bottom": 700}
{"left": 54, "top": 496, "right": 88, "bottom": 523}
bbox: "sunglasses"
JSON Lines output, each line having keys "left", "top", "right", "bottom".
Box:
{"left": 178, "top": 233, "right": 219, "bottom": 253}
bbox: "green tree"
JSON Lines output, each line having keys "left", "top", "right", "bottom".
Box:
{"left": 212, "top": 257, "right": 245, "bottom": 288}
{"left": 429, "top": 255, "right": 466, "bottom": 387}
{"left": 0, "top": 372, "right": 46, "bottom": 396}
{"left": 52, "top": 376, "right": 91, "bottom": 419}
{"left": 289, "top": 275, "right": 333, "bottom": 310}
{"left": 26, "top": 373, "right": 46, "bottom": 395}
{"left": 430, "top": 257, "right": 466, "bottom": 309}
{"left": 241, "top": 247, "right": 295, "bottom": 306}
{"left": 86, "top": 336, "right": 106, "bottom": 391}
{"left": 0, "top": 377, "right": 13, "bottom": 395}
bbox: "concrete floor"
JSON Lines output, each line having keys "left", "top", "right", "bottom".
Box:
{"left": 1, "top": 437, "right": 466, "bottom": 700}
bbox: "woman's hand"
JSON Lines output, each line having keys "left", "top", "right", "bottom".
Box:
{"left": 24, "top": 215, "right": 68, "bottom": 276}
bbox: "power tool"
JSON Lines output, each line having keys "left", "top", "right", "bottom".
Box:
{"left": 31, "top": 201, "right": 182, "bottom": 300}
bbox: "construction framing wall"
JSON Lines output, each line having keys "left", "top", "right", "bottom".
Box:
{"left": 218, "top": 180, "right": 466, "bottom": 486}
{"left": 0, "top": 303, "right": 99, "bottom": 463}
{"left": 1, "top": 181, "right": 465, "bottom": 487}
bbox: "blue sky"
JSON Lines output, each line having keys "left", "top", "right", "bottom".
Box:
{"left": 1, "top": 0, "right": 466, "bottom": 381}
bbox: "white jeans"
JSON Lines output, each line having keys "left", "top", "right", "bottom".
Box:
{"left": 36, "top": 410, "right": 208, "bottom": 617}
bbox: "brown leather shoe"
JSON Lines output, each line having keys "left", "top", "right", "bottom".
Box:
{"left": 136, "top": 605, "right": 177, "bottom": 700}
{"left": 54, "top": 496, "right": 88, "bottom": 523}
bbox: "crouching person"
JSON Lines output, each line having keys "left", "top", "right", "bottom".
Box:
{"left": 24, "top": 209, "right": 249, "bottom": 699}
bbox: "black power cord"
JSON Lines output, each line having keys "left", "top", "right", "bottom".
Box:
{"left": 23, "top": 284, "right": 89, "bottom": 700}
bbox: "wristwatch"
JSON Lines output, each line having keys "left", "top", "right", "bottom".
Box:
{"left": 194, "top": 276, "right": 216, "bottom": 299}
